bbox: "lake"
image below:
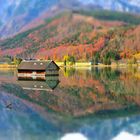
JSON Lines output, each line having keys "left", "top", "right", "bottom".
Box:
{"left": 0, "top": 67, "right": 140, "bottom": 140}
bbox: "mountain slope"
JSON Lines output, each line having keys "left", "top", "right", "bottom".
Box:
{"left": 0, "top": 11, "right": 140, "bottom": 62}
{"left": 0, "top": 0, "right": 59, "bottom": 38}
{"left": 0, "top": 0, "right": 140, "bottom": 38}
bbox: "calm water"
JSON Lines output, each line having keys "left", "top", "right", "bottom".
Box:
{"left": 0, "top": 67, "right": 140, "bottom": 140}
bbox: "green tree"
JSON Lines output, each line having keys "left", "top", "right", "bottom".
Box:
{"left": 103, "top": 56, "right": 111, "bottom": 65}
{"left": 133, "top": 57, "right": 137, "bottom": 64}
{"left": 13, "top": 57, "right": 22, "bottom": 65}
{"left": 92, "top": 52, "right": 100, "bottom": 65}
{"left": 63, "top": 55, "right": 76, "bottom": 65}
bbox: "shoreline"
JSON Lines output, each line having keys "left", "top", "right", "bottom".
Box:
{"left": 56, "top": 62, "right": 140, "bottom": 68}
{"left": 0, "top": 63, "right": 139, "bottom": 69}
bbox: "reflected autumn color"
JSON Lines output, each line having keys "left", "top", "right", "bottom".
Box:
{"left": 0, "top": 68, "right": 140, "bottom": 140}
{"left": 0, "top": 67, "right": 140, "bottom": 117}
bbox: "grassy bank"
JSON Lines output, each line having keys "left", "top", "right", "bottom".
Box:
{"left": 56, "top": 62, "right": 140, "bottom": 67}
{"left": 56, "top": 62, "right": 92, "bottom": 67}
{"left": 0, "top": 64, "right": 17, "bottom": 68}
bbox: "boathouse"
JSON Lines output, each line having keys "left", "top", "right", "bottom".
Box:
{"left": 17, "top": 60, "right": 60, "bottom": 77}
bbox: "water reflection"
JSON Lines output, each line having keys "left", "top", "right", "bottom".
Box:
{"left": 17, "top": 76, "right": 60, "bottom": 91}
{"left": 61, "top": 133, "right": 88, "bottom": 140}
{"left": 0, "top": 67, "right": 140, "bottom": 140}
{"left": 113, "top": 132, "right": 140, "bottom": 140}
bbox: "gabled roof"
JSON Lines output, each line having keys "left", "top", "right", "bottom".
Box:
{"left": 18, "top": 60, "right": 59, "bottom": 70}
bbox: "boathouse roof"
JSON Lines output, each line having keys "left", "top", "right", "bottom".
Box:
{"left": 18, "top": 60, "right": 60, "bottom": 71}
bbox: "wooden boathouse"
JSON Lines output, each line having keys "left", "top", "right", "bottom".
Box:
{"left": 17, "top": 60, "right": 60, "bottom": 78}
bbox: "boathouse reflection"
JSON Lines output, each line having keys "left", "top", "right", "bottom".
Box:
{"left": 17, "top": 76, "right": 60, "bottom": 91}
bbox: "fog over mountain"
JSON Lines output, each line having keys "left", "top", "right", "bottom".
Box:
{"left": 79, "top": 0, "right": 140, "bottom": 13}
{"left": 0, "top": 0, "right": 140, "bottom": 38}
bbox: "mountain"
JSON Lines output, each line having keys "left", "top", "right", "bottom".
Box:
{"left": 79, "top": 0, "right": 140, "bottom": 13}
{"left": 0, "top": 0, "right": 140, "bottom": 38}
{"left": 0, "top": 0, "right": 59, "bottom": 38}
{"left": 0, "top": 11, "right": 140, "bottom": 62}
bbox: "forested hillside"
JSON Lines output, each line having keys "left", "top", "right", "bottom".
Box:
{"left": 0, "top": 11, "right": 140, "bottom": 63}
